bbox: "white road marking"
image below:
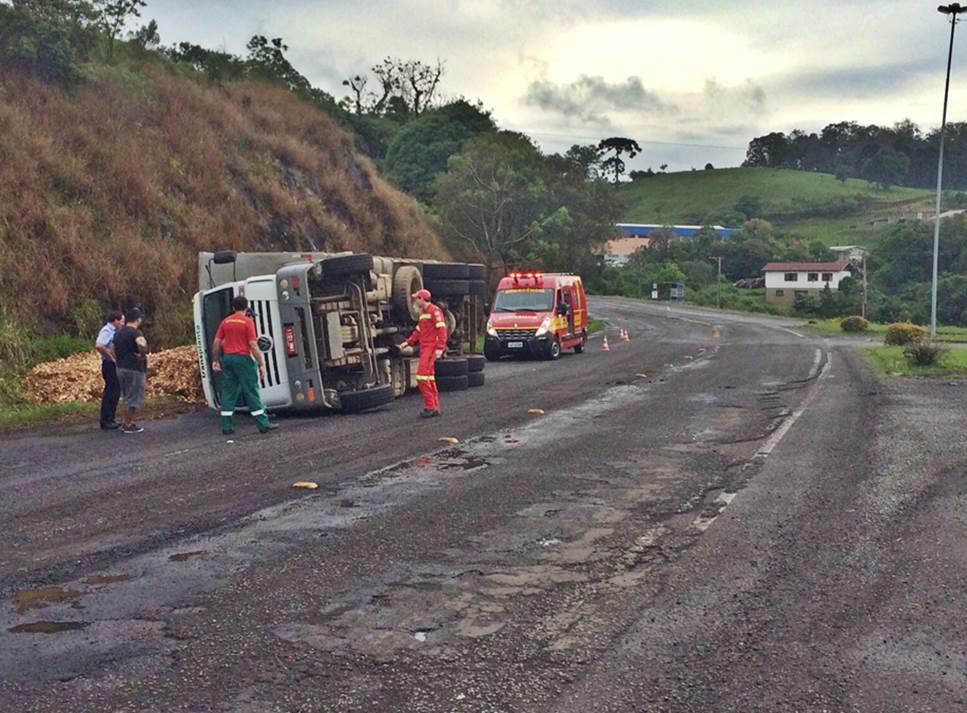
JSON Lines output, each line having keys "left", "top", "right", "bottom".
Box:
{"left": 756, "top": 349, "right": 830, "bottom": 459}
{"left": 780, "top": 327, "right": 804, "bottom": 337}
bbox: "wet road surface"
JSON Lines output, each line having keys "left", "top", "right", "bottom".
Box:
{"left": 1, "top": 298, "right": 965, "bottom": 712}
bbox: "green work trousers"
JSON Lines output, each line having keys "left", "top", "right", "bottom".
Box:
{"left": 219, "top": 353, "right": 270, "bottom": 432}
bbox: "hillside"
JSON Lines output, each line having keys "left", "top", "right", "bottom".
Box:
{"left": 0, "top": 63, "right": 445, "bottom": 346}
{"left": 619, "top": 167, "right": 936, "bottom": 245}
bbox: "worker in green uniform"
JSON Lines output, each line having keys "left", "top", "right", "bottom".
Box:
{"left": 211, "top": 295, "right": 278, "bottom": 435}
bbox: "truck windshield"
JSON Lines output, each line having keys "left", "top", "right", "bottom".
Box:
{"left": 492, "top": 288, "right": 554, "bottom": 312}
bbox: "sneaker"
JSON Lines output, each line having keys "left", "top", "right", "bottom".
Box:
{"left": 419, "top": 409, "right": 440, "bottom": 419}
{"left": 258, "top": 422, "right": 279, "bottom": 433}
{"left": 121, "top": 424, "right": 144, "bottom": 434}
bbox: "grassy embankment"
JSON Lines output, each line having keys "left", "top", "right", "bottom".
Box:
{"left": 802, "top": 318, "right": 967, "bottom": 342}
{"left": 620, "top": 167, "right": 934, "bottom": 245}
{"left": 0, "top": 55, "right": 447, "bottom": 421}
{"left": 863, "top": 346, "right": 967, "bottom": 377}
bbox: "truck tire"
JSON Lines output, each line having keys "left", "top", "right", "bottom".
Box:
{"left": 424, "top": 279, "right": 469, "bottom": 297}
{"left": 422, "top": 262, "right": 468, "bottom": 280}
{"left": 484, "top": 342, "right": 502, "bottom": 362}
{"left": 437, "top": 374, "right": 469, "bottom": 392}
{"left": 393, "top": 265, "right": 423, "bottom": 321}
{"left": 339, "top": 384, "right": 395, "bottom": 413}
{"left": 435, "top": 357, "right": 468, "bottom": 377}
{"left": 465, "top": 355, "right": 486, "bottom": 372}
{"left": 469, "top": 280, "right": 489, "bottom": 297}
{"left": 467, "top": 371, "right": 485, "bottom": 387}
{"left": 323, "top": 253, "right": 374, "bottom": 279}
{"left": 466, "top": 263, "right": 487, "bottom": 281}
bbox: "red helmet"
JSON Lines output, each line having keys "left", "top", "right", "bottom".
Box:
{"left": 411, "top": 288, "right": 432, "bottom": 300}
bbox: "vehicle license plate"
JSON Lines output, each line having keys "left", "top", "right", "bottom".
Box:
{"left": 507, "top": 341, "right": 524, "bottom": 348}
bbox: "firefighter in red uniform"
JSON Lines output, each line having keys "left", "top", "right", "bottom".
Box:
{"left": 400, "top": 288, "right": 447, "bottom": 418}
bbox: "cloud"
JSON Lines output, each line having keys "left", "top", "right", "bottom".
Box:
{"left": 772, "top": 58, "right": 936, "bottom": 100}
{"left": 523, "top": 75, "right": 675, "bottom": 126}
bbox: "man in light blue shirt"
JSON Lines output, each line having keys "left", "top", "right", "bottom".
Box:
{"left": 94, "top": 310, "right": 124, "bottom": 430}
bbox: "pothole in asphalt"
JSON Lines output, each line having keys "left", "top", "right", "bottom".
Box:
{"left": 9, "top": 620, "right": 90, "bottom": 634}
{"left": 168, "top": 550, "right": 209, "bottom": 562}
{"left": 13, "top": 586, "right": 82, "bottom": 614}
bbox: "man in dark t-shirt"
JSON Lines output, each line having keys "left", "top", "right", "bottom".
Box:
{"left": 114, "top": 307, "right": 148, "bottom": 434}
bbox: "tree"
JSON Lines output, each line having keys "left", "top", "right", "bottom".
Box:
{"left": 434, "top": 132, "right": 560, "bottom": 272}
{"left": 383, "top": 100, "right": 495, "bottom": 202}
{"left": 245, "top": 35, "right": 311, "bottom": 93}
{"left": 341, "top": 57, "right": 444, "bottom": 119}
{"left": 597, "top": 137, "right": 641, "bottom": 184}
{"left": 861, "top": 148, "right": 909, "bottom": 190}
{"left": 0, "top": 0, "right": 99, "bottom": 83}
{"left": 95, "top": 0, "right": 145, "bottom": 60}
{"left": 734, "top": 194, "right": 763, "bottom": 219}
{"left": 704, "top": 163, "right": 714, "bottom": 170}
{"left": 128, "top": 18, "right": 158, "bottom": 52}
{"left": 167, "top": 42, "right": 244, "bottom": 82}
{"left": 743, "top": 131, "right": 788, "bottom": 168}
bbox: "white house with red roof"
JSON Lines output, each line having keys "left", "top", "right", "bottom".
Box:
{"left": 761, "top": 260, "right": 855, "bottom": 306}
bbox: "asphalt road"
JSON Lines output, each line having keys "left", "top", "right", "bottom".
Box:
{"left": 1, "top": 297, "right": 965, "bottom": 713}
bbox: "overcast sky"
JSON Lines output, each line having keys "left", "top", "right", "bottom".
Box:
{"left": 146, "top": 0, "right": 967, "bottom": 172}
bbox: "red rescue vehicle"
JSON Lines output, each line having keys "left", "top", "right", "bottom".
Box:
{"left": 484, "top": 272, "right": 588, "bottom": 360}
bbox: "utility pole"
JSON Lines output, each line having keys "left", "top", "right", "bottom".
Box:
{"left": 932, "top": 4, "right": 965, "bottom": 337}
{"left": 710, "top": 256, "right": 723, "bottom": 309}
{"left": 861, "top": 251, "right": 868, "bottom": 320}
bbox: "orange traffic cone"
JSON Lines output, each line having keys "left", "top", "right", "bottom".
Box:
{"left": 620, "top": 328, "right": 630, "bottom": 342}
{"left": 602, "top": 335, "right": 611, "bottom": 352}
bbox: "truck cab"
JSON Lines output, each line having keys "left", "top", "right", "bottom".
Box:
{"left": 484, "top": 272, "right": 588, "bottom": 361}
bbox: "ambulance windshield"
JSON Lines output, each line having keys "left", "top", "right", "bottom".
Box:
{"left": 492, "top": 288, "right": 554, "bottom": 312}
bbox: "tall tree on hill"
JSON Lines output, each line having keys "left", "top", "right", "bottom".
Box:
{"left": 245, "top": 35, "right": 311, "bottom": 93}
{"left": 434, "top": 132, "right": 570, "bottom": 272}
{"left": 597, "top": 137, "right": 641, "bottom": 184}
{"left": 341, "top": 57, "right": 444, "bottom": 119}
{"left": 95, "top": 0, "right": 145, "bottom": 60}
{"left": 0, "top": 0, "right": 99, "bottom": 82}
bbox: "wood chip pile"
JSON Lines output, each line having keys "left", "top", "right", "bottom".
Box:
{"left": 23, "top": 346, "right": 205, "bottom": 404}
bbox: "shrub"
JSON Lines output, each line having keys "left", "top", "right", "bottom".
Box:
{"left": 903, "top": 341, "right": 947, "bottom": 366}
{"left": 884, "top": 322, "right": 927, "bottom": 346}
{"left": 840, "top": 315, "right": 868, "bottom": 332}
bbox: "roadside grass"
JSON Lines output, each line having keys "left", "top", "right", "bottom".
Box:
{"left": 863, "top": 345, "right": 967, "bottom": 377}
{"left": 803, "top": 318, "right": 967, "bottom": 342}
{"left": 0, "top": 402, "right": 99, "bottom": 429}
{"left": 587, "top": 318, "right": 604, "bottom": 334}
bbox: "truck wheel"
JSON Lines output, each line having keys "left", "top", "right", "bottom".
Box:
{"left": 469, "top": 280, "right": 489, "bottom": 297}
{"left": 467, "top": 371, "right": 485, "bottom": 387}
{"left": 435, "top": 358, "right": 468, "bottom": 377}
{"left": 546, "top": 337, "right": 561, "bottom": 360}
{"left": 422, "top": 262, "right": 468, "bottom": 280}
{"left": 339, "top": 384, "right": 395, "bottom": 413}
{"left": 424, "top": 279, "right": 469, "bottom": 297}
{"left": 574, "top": 331, "right": 587, "bottom": 354}
{"left": 437, "top": 374, "right": 469, "bottom": 392}
{"left": 484, "top": 343, "right": 502, "bottom": 362}
{"left": 393, "top": 265, "right": 423, "bottom": 321}
{"left": 323, "top": 253, "right": 374, "bottom": 279}
{"left": 466, "top": 263, "right": 487, "bottom": 281}
{"left": 465, "top": 355, "right": 486, "bottom": 372}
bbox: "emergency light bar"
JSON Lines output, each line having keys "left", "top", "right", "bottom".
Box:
{"left": 510, "top": 272, "right": 543, "bottom": 282}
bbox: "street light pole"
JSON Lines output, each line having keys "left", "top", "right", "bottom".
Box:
{"left": 710, "top": 256, "right": 723, "bottom": 309}
{"left": 931, "top": 4, "right": 965, "bottom": 338}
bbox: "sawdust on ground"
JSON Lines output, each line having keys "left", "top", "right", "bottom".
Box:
{"left": 23, "top": 346, "right": 204, "bottom": 404}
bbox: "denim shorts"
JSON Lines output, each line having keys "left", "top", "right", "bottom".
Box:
{"left": 117, "top": 368, "right": 146, "bottom": 409}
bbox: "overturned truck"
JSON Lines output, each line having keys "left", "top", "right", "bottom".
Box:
{"left": 193, "top": 251, "right": 489, "bottom": 414}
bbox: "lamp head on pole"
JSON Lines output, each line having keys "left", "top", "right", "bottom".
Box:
{"left": 939, "top": 4, "right": 965, "bottom": 15}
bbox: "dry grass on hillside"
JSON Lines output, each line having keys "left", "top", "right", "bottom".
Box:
{"left": 0, "top": 64, "right": 445, "bottom": 346}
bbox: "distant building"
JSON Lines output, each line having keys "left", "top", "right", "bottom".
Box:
{"left": 602, "top": 223, "right": 738, "bottom": 266}
{"left": 829, "top": 245, "right": 867, "bottom": 263}
{"left": 761, "top": 260, "right": 855, "bottom": 306}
